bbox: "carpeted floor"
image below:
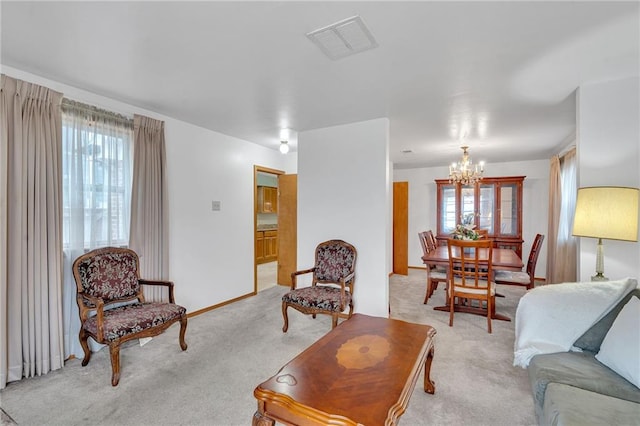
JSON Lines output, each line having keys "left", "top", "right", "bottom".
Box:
{"left": 0, "top": 268, "right": 537, "bottom": 425}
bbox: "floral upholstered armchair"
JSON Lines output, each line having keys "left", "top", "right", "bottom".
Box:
{"left": 72, "top": 247, "right": 188, "bottom": 386}
{"left": 282, "top": 240, "right": 357, "bottom": 332}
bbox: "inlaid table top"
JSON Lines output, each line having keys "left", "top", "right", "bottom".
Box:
{"left": 252, "top": 314, "right": 436, "bottom": 426}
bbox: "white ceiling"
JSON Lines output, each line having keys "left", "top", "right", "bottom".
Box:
{"left": 1, "top": 1, "right": 638, "bottom": 168}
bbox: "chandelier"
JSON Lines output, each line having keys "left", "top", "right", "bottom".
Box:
{"left": 448, "top": 146, "right": 485, "bottom": 185}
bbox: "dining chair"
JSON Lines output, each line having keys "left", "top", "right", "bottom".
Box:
{"left": 419, "top": 231, "right": 448, "bottom": 304}
{"left": 425, "top": 230, "right": 438, "bottom": 251}
{"left": 495, "top": 233, "right": 544, "bottom": 290}
{"left": 447, "top": 238, "right": 495, "bottom": 333}
{"left": 282, "top": 239, "right": 357, "bottom": 332}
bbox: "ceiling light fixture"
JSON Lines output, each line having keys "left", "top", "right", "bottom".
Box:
{"left": 449, "top": 146, "right": 484, "bottom": 185}
{"left": 279, "top": 128, "right": 290, "bottom": 154}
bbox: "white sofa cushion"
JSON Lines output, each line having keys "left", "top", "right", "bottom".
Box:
{"left": 596, "top": 296, "right": 640, "bottom": 388}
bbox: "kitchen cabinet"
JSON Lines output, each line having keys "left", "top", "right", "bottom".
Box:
{"left": 258, "top": 186, "right": 278, "bottom": 213}
{"left": 435, "top": 176, "right": 525, "bottom": 258}
{"left": 263, "top": 230, "right": 278, "bottom": 262}
{"left": 256, "top": 231, "right": 266, "bottom": 263}
{"left": 256, "top": 229, "right": 278, "bottom": 264}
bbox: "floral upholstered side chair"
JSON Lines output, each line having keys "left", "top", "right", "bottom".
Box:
{"left": 282, "top": 239, "right": 357, "bottom": 332}
{"left": 73, "top": 247, "right": 188, "bottom": 386}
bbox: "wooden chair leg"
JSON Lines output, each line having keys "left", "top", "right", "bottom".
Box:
{"left": 424, "top": 279, "right": 439, "bottom": 304}
{"left": 487, "top": 297, "right": 495, "bottom": 334}
{"left": 331, "top": 314, "right": 339, "bottom": 329}
{"left": 79, "top": 328, "right": 91, "bottom": 366}
{"left": 449, "top": 292, "right": 455, "bottom": 327}
{"left": 281, "top": 302, "right": 289, "bottom": 333}
{"left": 179, "top": 316, "right": 188, "bottom": 351}
{"left": 109, "top": 343, "right": 121, "bottom": 386}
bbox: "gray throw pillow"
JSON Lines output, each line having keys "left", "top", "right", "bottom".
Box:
{"left": 574, "top": 289, "right": 640, "bottom": 353}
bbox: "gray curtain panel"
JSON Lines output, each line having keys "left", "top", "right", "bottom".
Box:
{"left": 130, "top": 114, "right": 169, "bottom": 302}
{"left": 0, "top": 74, "right": 65, "bottom": 389}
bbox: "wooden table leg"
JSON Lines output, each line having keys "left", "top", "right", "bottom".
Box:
{"left": 423, "top": 345, "right": 436, "bottom": 394}
{"left": 253, "top": 401, "right": 275, "bottom": 426}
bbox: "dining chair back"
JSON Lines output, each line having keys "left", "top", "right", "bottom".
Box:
{"left": 425, "top": 230, "right": 438, "bottom": 251}
{"left": 495, "top": 233, "right": 544, "bottom": 290}
{"left": 419, "top": 231, "right": 448, "bottom": 304}
{"left": 447, "top": 238, "right": 495, "bottom": 333}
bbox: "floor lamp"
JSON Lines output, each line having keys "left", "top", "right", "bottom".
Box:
{"left": 572, "top": 186, "right": 639, "bottom": 281}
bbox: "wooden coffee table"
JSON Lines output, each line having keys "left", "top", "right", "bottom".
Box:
{"left": 253, "top": 314, "right": 436, "bottom": 426}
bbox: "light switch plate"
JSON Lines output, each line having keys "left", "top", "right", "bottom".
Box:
{"left": 212, "top": 201, "right": 221, "bottom": 211}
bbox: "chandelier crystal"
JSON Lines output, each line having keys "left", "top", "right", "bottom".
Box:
{"left": 449, "top": 146, "right": 484, "bottom": 185}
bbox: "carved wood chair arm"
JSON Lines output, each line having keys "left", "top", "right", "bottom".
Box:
{"left": 77, "top": 291, "right": 104, "bottom": 315}
{"left": 341, "top": 272, "right": 355, "bottom": 287}
{"left": 290, "top": 267, "right": 316, "bottom": 290}
{"left": 338, "top": 272, "right": 356, "bottom": 307}
{"left": 77, "top": 292, "right": 106, "bottom": 341}
{"left": 139, "top": 279, "right": 176, "bottom": 303}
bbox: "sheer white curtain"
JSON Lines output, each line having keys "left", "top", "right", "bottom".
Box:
{"left": 1, "top": 75, "right": 64, "bottom": 389}
{"left": 61, "top": 100, "right": 133, "bottom": 358}
{"left": 556, "top": 149, "right": 578, "bottom": 281}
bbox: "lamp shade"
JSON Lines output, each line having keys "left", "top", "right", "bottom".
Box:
{"left": 572, "top": 186, "right": 639, "bottom": 241}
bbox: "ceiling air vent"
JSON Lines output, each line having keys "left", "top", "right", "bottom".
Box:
{"left": 306, "top": 15, "right": 378, "bottom": 60}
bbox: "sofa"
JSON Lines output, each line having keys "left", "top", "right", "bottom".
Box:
{"left": 525, "top": 287, "right": 640, "bottom": 425}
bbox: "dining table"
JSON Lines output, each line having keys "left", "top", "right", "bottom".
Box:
{"left": 421, "top": 245, "right": 524, "bottom": 321}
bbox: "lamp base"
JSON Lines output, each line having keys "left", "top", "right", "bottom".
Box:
{"left": 591, "top": 238, "right": 608, "bottom": 282}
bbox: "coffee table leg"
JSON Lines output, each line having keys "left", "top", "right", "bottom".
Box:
{"left": 423, "top": 344, "right": 436, "bottom": 394}
{"left": 253, "top": 402, "right": 275, "bottom": 426}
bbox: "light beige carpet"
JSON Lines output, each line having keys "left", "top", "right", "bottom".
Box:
{"left": 0, "top": 268, "right": 536, "bottom": 425}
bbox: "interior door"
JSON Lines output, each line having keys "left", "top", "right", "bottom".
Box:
{"left": 393, "top": 181, "right": 408, "bottom": 275}
{"left": 277, "top": 174, "right": 297, "bottom": 286}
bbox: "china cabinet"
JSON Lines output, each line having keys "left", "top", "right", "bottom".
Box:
{"left": 435, "top": 176, "right": 525, "bottom": 258}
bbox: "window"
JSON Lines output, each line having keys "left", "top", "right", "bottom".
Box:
{"left": 61, "top": 100, "right": 133, "bottom": 249}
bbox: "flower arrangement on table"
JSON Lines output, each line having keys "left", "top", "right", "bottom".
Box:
{"left": 452, "top": 223, "right": 481, "bottom": 240}
{"left": 451, "top": 213, "right": 483, "bottom": 240}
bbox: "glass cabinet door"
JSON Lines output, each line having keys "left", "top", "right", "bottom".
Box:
{"left": 460, "top": 185, "right": 475, "bottom": 225}
{"left": 499, "top": 183, "right": 518, "bottom": 236}
{"left": 440, "top": 184, "right": 457, "bottom": 234}
{"left": 478, "top": 184, "right": 495, "bottom": 234}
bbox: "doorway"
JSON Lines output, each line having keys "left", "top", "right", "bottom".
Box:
{"left": 254, "top": 166, "right": 283, "bottom": 293}
{"left": 393, "top": 181, "right": 409, "bottom": 275}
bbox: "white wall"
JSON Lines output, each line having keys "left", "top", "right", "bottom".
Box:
{"left": 2, "top": 65, "right": 296, "bottom": 313}
{"left": 298, "top": 118, "right": 390, "bottom": 317}
{"left": 394, "top": 159, "right": 550, "bottom": 279}
{"left": 577, "top": 76, "right": 640, "bottom": 281}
